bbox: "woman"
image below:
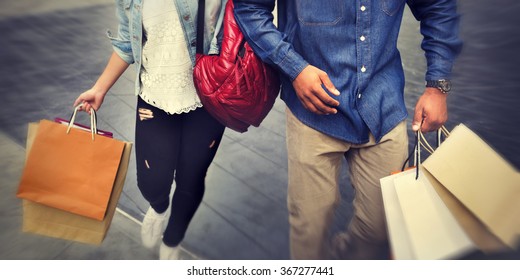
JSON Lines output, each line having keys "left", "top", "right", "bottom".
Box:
{"left": 74, "top": 0, "right": 228, "bottom": 259}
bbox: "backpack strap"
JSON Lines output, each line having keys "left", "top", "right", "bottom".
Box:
{"left": 196, "top": 0, "right": 206, "bottom": 54}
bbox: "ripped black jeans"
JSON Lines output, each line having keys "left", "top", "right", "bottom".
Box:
{"left": 135, "top": 96, "right": 225, "bottom": 247}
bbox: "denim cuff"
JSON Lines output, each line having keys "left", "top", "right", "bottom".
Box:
{"left": 425, "top": 54, "right": 454, "bottom": 81}
{"left": 277, "top": 49, "right": 309, "bottom": 81}
{"left": 106, "top": 30, "right": 134, "bottom": 65}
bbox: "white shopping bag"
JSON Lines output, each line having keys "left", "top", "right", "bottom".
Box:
{"left": 381, "top": 168, "right": 475, "bottom": 260}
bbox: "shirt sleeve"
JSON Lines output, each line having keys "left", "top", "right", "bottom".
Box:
{"left": 234, "top": 0, "right": 309, "bottom": 81}
{"left": 407, "top": 0, "right": 463, "bottom": 81}
{"left": 106, "top": 0, "right": 134, "bottom": 65}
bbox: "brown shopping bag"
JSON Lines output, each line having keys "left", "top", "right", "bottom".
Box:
{"left": 17, "top": 107, "right": 125, "bottom": 221}
{"left": 423, "top": 124, "right": 520, "bottom": 249}
{"left": 20, "top": 121, "right": 132, "bottom": 245}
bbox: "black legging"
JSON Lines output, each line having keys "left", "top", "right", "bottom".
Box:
{"left": 135, "top": 96, "right": 225, "bottom": 247}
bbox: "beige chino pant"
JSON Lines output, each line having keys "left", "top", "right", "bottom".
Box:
{"left": 286, "top": 108, "right": 408, "bottom": 259}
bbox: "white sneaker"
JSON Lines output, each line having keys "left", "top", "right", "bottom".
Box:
{"left": 141, "top": 207, "right": 168, "bottom": 249}
{"left": 159, "top": 242, "right": 181, "bottom": 260}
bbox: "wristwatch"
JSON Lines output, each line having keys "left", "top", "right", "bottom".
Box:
{"left": 426, "top": 79, "right": 452, "bottom": 94}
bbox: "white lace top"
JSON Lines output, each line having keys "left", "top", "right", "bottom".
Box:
{"left": 139, "top": 0, "right": 202, "bottom": 114}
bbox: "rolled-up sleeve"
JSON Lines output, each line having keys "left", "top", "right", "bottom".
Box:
{"left": 234, "top": 0, "right": 308, "bottom": 81}
{"left": 408, "top": 0, "right": 463, "bottom": 81}
{"left": 106, "top": 0, "right": 134, "bottom": 64}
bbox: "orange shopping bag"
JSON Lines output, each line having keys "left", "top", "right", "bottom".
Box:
{"left": 17, "top": 107, "right": 126, "bottom": 221}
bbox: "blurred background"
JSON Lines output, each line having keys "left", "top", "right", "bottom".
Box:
{"left": 0, "top": 0, "right": 519, "bottom": 260}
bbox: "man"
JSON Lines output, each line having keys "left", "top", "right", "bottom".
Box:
{"left": 234, "top": 0, "right": 462, "bottom": 259}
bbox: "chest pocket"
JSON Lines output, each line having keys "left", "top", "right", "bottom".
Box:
{"left": 296, "top": 0, "right": 343, "bottom": 26}
{"left": 381, "top": 0, "right": 406, "bottom": 16}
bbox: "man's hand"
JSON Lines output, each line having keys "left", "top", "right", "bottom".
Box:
{"left": 292, "top": 65, "right": 340, "bottom": 115}
{"left": 412, "top": 87, "right": 448, "bottom": 132}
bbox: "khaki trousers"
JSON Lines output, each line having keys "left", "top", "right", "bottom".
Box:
{"left": 286, "top": 108, "right": 408, "bottom": 259}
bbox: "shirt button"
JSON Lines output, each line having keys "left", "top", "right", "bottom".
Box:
{"left": 361, "top": 66, "right": 367, "bottom": 73}
{"left": 360, "top": 35, "right": 366, "bottom": 41}
{"left": 360, "top": 5, "right": 366, "bottom": 12}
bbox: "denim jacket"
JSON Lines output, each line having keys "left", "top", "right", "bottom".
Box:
{"left": 234, "top": 0, "right": 462, "bottom": 143}
{"left": 107, "top": 0, "right": 228, "bottom": 96}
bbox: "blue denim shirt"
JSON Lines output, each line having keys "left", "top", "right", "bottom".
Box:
{"left": 107, "top": 0, "right": 228, "bottom": 96}
{"left": 234, "top": 0, "right": 462, "bottom": 143}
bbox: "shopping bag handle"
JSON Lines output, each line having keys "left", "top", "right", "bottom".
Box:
{"left": 401, "top": 124, "right": 450, "bottom": 179}
{"left": 66, "top": 105, "right": 98, "bottom": 140}
{"left": 417, "top": 126, "right": 450, "bottom": 156}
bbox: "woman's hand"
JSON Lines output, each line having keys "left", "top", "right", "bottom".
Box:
{"left": 73, "top": 88, "right": 106, "bottom": 114}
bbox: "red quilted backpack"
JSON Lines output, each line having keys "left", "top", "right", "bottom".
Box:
{"left": 193, "top": 0, "right": 280, "bottom": 133}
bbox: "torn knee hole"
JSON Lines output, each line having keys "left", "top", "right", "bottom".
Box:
{"left": 209, "top": 140, "right": 216, "bottom": 149}
{"left": 138, "top": 108, "right": 154, "bottom": 121}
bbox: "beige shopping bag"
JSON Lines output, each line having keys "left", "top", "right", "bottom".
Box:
{"left": 422, "top": 166, "right": 510, "bottom": 253}
{"left": 21, "top": 122, "right": 133, "bottom": 245}
{"left": 423, "top": 124, "right": 520, "bottom": 248}
{"left": 382, "top": 124, "right": 517, "bottom": 259}
{"left": 381, "top": 168, "right": 475, "bottom": 260}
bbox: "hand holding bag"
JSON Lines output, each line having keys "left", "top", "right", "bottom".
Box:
{"left": 193, "top": 0, "right": 280, "bottom": 133}
{"left": 17, "top": 106, "right": 126, "bottom": 221}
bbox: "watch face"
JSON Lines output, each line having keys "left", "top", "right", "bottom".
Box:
{"left": 440, "top": 80, "right": 452, "bottom": 92}
{"left": 426, "top": 80, "right": 452, "bottom": 93}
